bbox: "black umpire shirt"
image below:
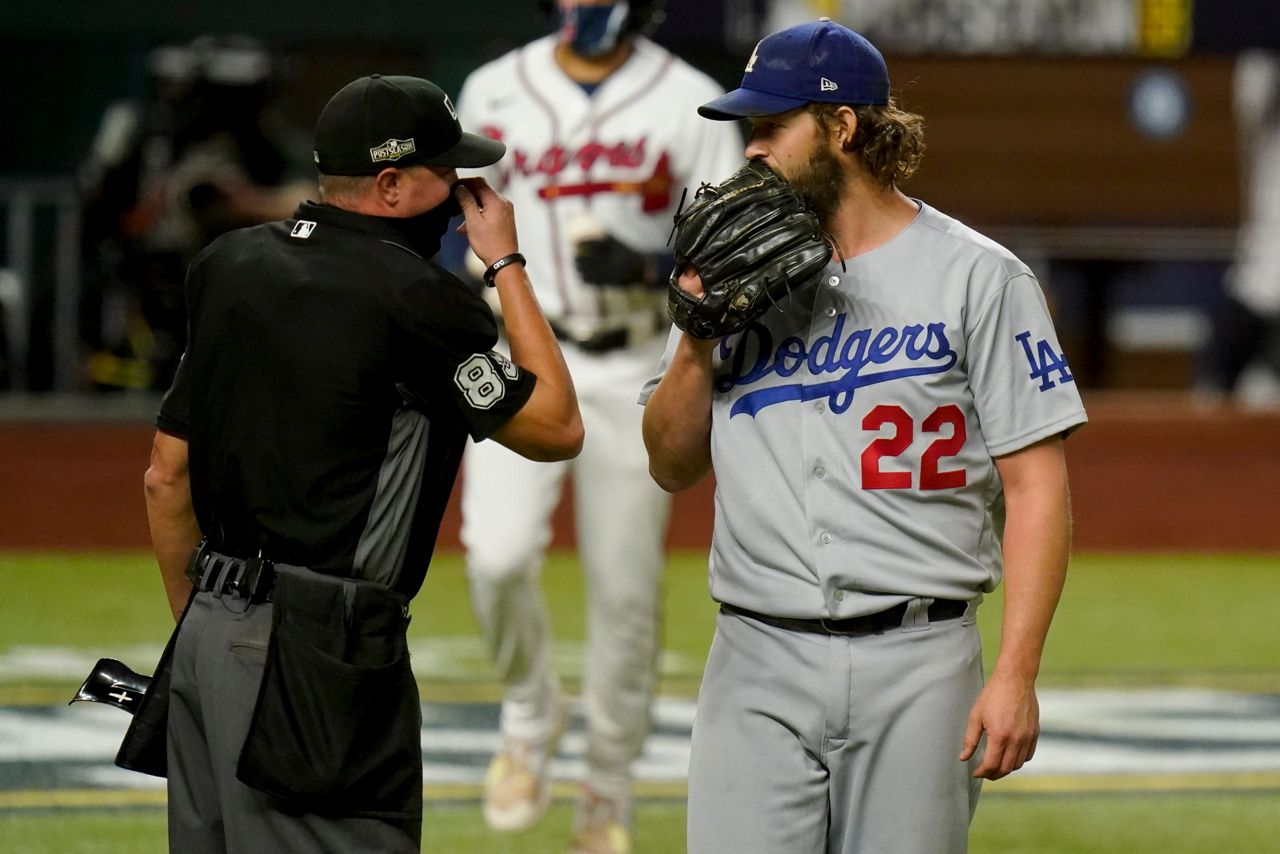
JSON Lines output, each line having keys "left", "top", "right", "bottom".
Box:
{"left": 158, "top": 200, "right": 534, "bottom": 598}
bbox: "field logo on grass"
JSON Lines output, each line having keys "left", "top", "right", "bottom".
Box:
{"left": 7, "top": 687, "right": 1280, "bottom": 800}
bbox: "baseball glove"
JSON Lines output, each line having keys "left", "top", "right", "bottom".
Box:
{"left": 667, "top": 159, "right": 833, "bottom": 339}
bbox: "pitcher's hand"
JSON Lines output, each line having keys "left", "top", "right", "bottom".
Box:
{"left": 960, "top": 671, "right": 1040, "bottom": 780}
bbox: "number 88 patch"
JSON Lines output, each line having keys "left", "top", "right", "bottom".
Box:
{"left": 454, "top": 352, "right": 520, "bottom": 410}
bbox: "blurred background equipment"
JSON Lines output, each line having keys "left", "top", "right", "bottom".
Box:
{"left": 77, "top": 35, "right": 313, "bottom": 392}
{"left": 766, "top": 0, "right": 1141, "bottom": 55}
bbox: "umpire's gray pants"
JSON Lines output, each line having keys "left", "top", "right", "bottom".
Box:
{"left": 166, "top": 591, "right": 420, "bottom": 853}
{"left": 687, "top": 601, "right": 984, "bottom": 854}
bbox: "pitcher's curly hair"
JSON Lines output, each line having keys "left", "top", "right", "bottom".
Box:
{"left": 808, "top": 97, "right": 926, "bottom": 189}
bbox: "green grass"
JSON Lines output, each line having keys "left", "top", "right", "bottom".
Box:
{"left": 0, "top": 549, "right": 720, "bottom": 653}
{"left": 1, "top": 553, "right": 174, "bottom": 649}
{"left": 3, "top": 550, "right": 1279, "bottom": 852}
{"left": 971, "top": 792, "right": 1280, "bottom": 853}
{"left": 0, "top": 810, "right": 165, "bottom": 854}
{"left": 419, "top": 802, "right": 691, "bottom": 854}
{"left": 0, "top": 802, "right": 692, "bottom": 854}
{"left": 4, "top": 551, "right": 1278, "bottom": 693}
{"left": 989, "top": 553, "right": 1280, "bottom": 691}
{"left": 3, "top": 793, "right": 1279, "bottom": 853}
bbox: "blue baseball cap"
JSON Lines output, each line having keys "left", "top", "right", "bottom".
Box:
{"left": 699, "top": 18, "right": 890, "bottom": 120}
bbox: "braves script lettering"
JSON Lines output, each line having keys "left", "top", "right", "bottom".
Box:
{"left": 481, "top": 127, "right": 648, "bottom": 178}
{"left": 715, "top": 315, "right": 958, "bottom": 418}
{"left": 481, "top": 128, "right": 672, "bottom": 210}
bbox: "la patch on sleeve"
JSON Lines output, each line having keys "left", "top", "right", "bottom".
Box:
{"left": 1016, "top": 331, "right": 1075, "bottom": 391}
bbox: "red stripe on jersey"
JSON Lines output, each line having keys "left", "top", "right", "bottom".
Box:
{"left": 515, "top": 45, "right": 574, "bottom": 314}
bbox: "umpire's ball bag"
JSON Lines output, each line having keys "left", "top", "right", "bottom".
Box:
{"left": 114, "top": 589, "right": 193, "bottom": 777}
{"left": 235, "top": 565, "right": 422, "bottom": 820}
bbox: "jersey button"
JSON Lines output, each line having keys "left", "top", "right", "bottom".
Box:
{"left": 834, "top": 589, "right": 845, "bottom": 601}
{"left": 815, "top": 466, "right": 826, "bottom": 479}
{"left": 815, "top": 402, "right": 826, "bottom": 413}
{"left": 820, "top": 531, "right": 832, "bottom": 544}
{"left": 824, "top": 306, "right": 836, "bottom": 318}
{"left": 827, "top": 275, "right": 840, "bottom": 287}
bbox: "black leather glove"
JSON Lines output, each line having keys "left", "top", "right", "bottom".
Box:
{"left": 668, "top": 159, "right": 832, "bottom": 339}
{"left": 575, "top": 233, "right": 651, "bottom": 287}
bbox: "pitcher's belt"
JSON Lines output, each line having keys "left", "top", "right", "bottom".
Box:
{"left": 721, "top": 598, "right": 968, "bottom": 636}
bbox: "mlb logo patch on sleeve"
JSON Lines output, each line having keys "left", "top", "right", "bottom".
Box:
{"left": 290, "top": 221, "right": 317, "bottom": 239}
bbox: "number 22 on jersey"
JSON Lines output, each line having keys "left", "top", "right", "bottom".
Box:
{"left": 860, "top": 404, "right": 967, "bottom": 490}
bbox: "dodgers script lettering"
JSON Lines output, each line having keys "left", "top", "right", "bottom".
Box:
{"left": 716, "top": 315, "right": 958, "bottom": 417}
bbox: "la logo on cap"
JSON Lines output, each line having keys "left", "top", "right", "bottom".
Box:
{"left": 745, "top": 41, "right": 761, "bottom": 73}
{"left": 370, "top": 138, "right": 417, "bottom": 164}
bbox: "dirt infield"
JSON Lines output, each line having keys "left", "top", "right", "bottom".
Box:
{"left": 2, "top": 394, "right": 1277, "bottom": 552}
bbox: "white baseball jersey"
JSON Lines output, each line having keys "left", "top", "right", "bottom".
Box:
{"left": 1230, "top": 51, "right": 1280, "bottom": 316}
{"left": 454, "top": 35, "right": 744, "bottom": 796}
{"left": 456, "top": 34, "right": 743, "bottom": 339}
{"left": 641, "top": 202, "right": 1088, "bottom": 619}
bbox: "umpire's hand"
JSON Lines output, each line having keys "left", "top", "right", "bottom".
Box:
{"left": 454, "top": 178, "right": 518, "bottom": 268}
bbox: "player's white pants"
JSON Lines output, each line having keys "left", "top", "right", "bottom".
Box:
{"left": 461, "top": 339, "right": 671, "bottom": 797}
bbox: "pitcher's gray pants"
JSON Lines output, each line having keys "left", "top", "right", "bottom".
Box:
{"left": 687, "top": 600, "right": 984, "bottom": 854}
{"left": 166, "top": 591, "right": 420, "bottom": 853}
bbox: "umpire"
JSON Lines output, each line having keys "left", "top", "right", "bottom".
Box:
{"left": 141, "top": 74, "right": 583, "bottom": 852}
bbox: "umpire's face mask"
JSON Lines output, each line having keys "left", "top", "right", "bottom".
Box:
{"left": 559, "top": 1, "right": 630, "bottom": 58}
{"left": 393, "top": 191, "right": 461, "bottom": 258}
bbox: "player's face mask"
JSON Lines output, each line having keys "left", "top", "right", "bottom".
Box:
{"left": 392, "top": 190, "right": 462, "bottom": 258}
{"left": 558, "top": 1, "right": 631, "bottom": 58}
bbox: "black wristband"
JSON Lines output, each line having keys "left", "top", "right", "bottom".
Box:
{"left": 483, "top": 252, "right": 527, "bottom": 287}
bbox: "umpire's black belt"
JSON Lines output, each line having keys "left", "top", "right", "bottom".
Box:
{"left": 186, "top": 547, "right": 276, "bottom": 604}
{"left": 722, "top": 598, "right": 968, "bottom": 636}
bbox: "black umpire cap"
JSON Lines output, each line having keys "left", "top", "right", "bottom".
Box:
{"left": 313, "top": 74, "right": 505, "bottom": 175}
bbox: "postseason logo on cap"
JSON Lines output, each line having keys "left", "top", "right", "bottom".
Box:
{"left": 315, "top": 75, "right": 505, "bottom": 174}
{"left": 370, "top": 138, "right": 417, "bottom": 164}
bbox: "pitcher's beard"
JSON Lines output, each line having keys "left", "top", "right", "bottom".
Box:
{"left": 785, "top": 142, "right": 844, "bottom": 225}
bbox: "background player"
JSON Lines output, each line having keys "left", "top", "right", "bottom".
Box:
{"left": 453, "top": 1, "right": 741, "bottom": 851}
{"left": 1202, "top": 49, "right": 1280, "bottom": 404}
{"left": 642, "top": 19, "right": 1088, "bottom": 854}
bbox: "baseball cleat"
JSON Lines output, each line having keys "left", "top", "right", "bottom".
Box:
{"left": 482, "top": 703, "right": 569, "bottom": 832}
{"left": 568, "top": 786, "right": 633, "bottom": 854}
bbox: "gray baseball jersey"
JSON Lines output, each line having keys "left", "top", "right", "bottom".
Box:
{"left": 641, "top": 201, "right": 1087, "bottom": 619}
